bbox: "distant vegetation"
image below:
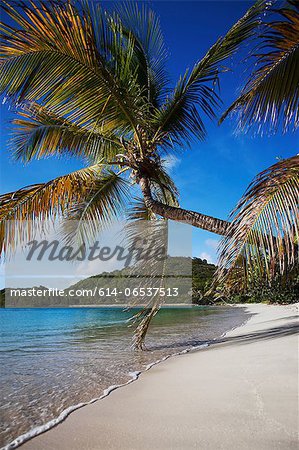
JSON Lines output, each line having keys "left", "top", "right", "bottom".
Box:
{"left": 0, "top": 289, "right": 5, "bottom": 308}
{"left": 2, "top": 257, "right": 216, "bottom": 307}
{"left": 3, "top": 257, "right": 296, "bottom": 308}
{"left": 192, "top": 258, "right": 216, "bottom": 304}
{"left": 227, "top": 274, "right": 299, "bottom": 305}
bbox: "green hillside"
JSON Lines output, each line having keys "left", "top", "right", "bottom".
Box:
{"left": 2, "top": 257, "right": 216, "bottom": 307}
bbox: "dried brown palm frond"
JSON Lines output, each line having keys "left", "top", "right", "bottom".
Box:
{"left": 221, "top": 1, "right": 299, "bottom": 133}
{"left": 131, "top": 303, "right": 161, "bottom": 350}
{"left": 0, "top": 0, "right": 145, "bottom": 138}
{"left": 129, "top": 252, "right": 168, "bottom": 350}
{"left": 62, "top": 169, "right": 130, "bottom": 246}
{"left": 0, "top": 164, "right": 129, "bottom": 255}
{"left": 214, "top": 155, "right": 299, "bottom": 295}
{"left": 124, "top": 208, "right": 169, "bottom": 349}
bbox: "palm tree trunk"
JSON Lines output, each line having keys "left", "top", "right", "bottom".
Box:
{"left": 139, "top": 177, "right": 230, "bottom": 236}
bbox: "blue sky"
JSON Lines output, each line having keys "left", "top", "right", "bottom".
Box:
{"left": 0, "top": 0, "right": 298, "bottom": 264}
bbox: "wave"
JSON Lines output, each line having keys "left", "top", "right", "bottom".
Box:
{"left": 1, "top": 342, "right": 209, "bottom": 450}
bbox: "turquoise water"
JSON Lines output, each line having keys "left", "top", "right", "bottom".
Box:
{"left": 0, "top": 306, "right": 247, "bottom": 447}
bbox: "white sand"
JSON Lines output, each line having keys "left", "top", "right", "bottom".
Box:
{"left": 22, "top": 304, "right": 298, "bottom": 450}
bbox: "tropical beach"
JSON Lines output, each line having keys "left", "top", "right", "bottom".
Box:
{"left": 0, "top": 305, "right": 248, "bottom": 448}
{"left": 16, "top": 303, "right": 298, "bottom": 450}
{"left": 0, "top": 0, "right": 298, "bottom": 448}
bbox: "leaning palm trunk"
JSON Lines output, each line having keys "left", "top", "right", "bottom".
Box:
{"left": 139, "top": 177, "right": 230, "bottom": 235}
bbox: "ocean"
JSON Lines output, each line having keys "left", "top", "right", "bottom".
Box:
{"left": 0, "top": 306, "right": 248, "bottom": 448}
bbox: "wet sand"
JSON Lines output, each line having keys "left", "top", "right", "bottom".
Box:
{"left": 22, "top": 303, "right": 298, "bottom": 450}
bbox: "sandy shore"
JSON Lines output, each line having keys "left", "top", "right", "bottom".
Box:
{"left": 22, "top": 303, "right": 298, "bottom": 450}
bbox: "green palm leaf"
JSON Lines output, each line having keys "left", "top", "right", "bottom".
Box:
{"left": 153, "top": 0, "right": 268, "bottom": 147}
{"left": 221, "top": 1, "right": 299, "bottom": 133}
{"left": 0, "top": 0, "right": 145, "bottom": 135}
{"left": 0, "top": 164, "right": 105, "bottom": 255}
{"left": 115, "top": 2, "right": 168, "bottom": 107}
{"left": 10, "top": 103, "right": 123, "bottom": 163}
{"left": 127, "top": 197, "right": 156, "bottom": 222}
{"left": 214, "top": 155, "right": 299, "bottom": 294}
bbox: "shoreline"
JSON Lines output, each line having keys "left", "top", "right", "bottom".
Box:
{"left": 1, "top": 305, "right": 248, "bottom": 450}
{"left": 4, "top": 303, "right": 299, "bottom": 450}
{"left": 2, "top": 342, "right": 211, "bottom": 450}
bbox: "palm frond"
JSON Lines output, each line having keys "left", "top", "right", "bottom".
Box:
{"left": 214, "top": 155, "right": 299, "bottom": 295}
{"left": 125, "top": 218, "right": 168, "bottom": 349}
{"left": 127, "top": 197, "right": 156, "bottom": 221}
{"left": 132, "top": 304, "right": 160, "bottom": 350}
{"left": 149, "top": 166, "right": 180, "bottom": 206}
{"left": 0, "top": 164, "right": 103, "bottom": 255}
{"left": 0, "top": 0, "right": 144, "bottom": 135}
{"left": 115, "top": 2, "right": 168, "bottom": 107}
{"left": 153, "top": 0, "right": 268, "bottom": 147}
{"left": 153, "top": 73, "right": 214, "bottom": 146}
{"left": 10, "top": 103, "right": 123, "bottom": 163}
{"left": 221, "top": 1, "right": 299, "bottom": 133}
{"left": 63, "top": 169, "right": 130, "bottom": 246}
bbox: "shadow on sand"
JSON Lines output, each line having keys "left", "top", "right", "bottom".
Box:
{"left": 215, "top": 320, "right": 299, "bottom": 347}
{"left": 147, "top": 317, "right": 299, "bottom": 352}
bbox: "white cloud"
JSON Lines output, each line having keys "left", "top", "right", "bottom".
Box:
{"left": 204, "top": 238, "right": 219, "bottom": 250}
{"left": 163, "top": 155, "right": 181, "bottom": 172}
{"left": 75, "top": 254, "right": 122, "bottom": 277}
{"left": 199, "top": 252, "right": 215, "bottom": 264}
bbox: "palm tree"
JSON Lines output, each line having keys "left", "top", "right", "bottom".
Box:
{"left": 215, "top": 0, "right": 299, "bottom": 296}
{"left": 0, "top": 0, "right": 281, "bottom": 348}
{"left": 0, "top": 0, "right": 268, "bottom": 253}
